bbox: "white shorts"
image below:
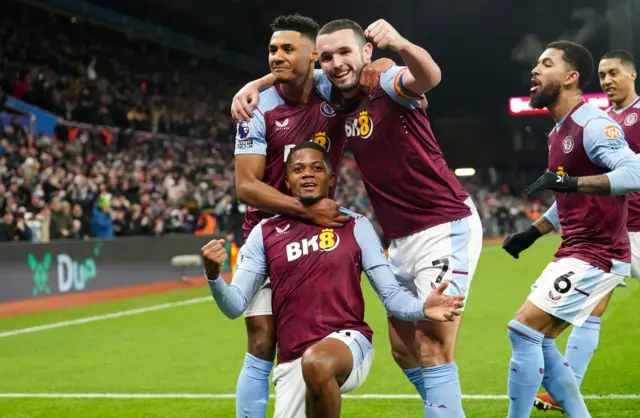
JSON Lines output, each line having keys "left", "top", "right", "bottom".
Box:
{"left": 528, "top": 257, "right": 626, "bottom": 327}
{"left": 629, "top": 231, "right": 640, "bottom": 280}
{"left": 388, "top": 205, "right": 483, "bottom": 316}
{"left": 272, "top": 330, "right": 374, "bottom": 418}
{"left": 244, "top": 277, "right": 272, "bottom": 317}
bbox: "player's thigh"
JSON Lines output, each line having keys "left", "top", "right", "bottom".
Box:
{"left": 323, "top": 330, "right": 374, "bottom": 394}
{"left": 527, "top": 257, "right": 625, "bottom": 327}
{"left": 273, "top": 358, "right": 306, "bottom": 418}
{"left": 415, "top": 315, "right": 463, "bottom": 368}
{"left": 387, "top": 317, "right": 420, "bottom": 362}
{"left": 390, "top": 213, "right": 482, "bottom": 304}
{"left": 629, "top": 231, "right": 640, "bottom": 280}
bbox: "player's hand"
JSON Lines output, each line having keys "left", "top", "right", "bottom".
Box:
{"left": 231, "top": 82, "right": 261, "bottom": 123}
{"left": 502, "top": 226, "right": 542, "bottom": 259}
{"left": 201, "top": 239, "right": 228, "bottom": 279}
{"left": 359, "top": 57, "right": 396, "bottom": 95}
{"left": 305, "top": 198, "right": 350, "bottom": 228}
{"left": 364, "top": 19, "right": 409, "bottom": 52}
{"left": 525, "top": 172, "right": 578, "bottom": 195}
{"left": 423, "top": 282, "right": 465, "bottom": 322}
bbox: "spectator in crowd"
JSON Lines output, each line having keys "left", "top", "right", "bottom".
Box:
{"left": 0, "top": 211, "right": 32, "bottom": 242}
{"left": 91, "top": 194, "right": 114, "bottom": 239}
{"left": 49, "top": 197, "right": 73, "bottom": 239}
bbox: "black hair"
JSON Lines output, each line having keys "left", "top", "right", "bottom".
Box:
{"left": 270, "top": 14, "right": 319, "bottom": 41}
{"left": 285, "top": 141, "right": 331, "bottom": 173}
{"left": 547, "top": 41, "right": 594, "bottom": 90}
{"left": 318, "top": 19, "right": 366, "bottom": 46}
{"left": 601, "top": 50, "right": 636, "bottom": 69}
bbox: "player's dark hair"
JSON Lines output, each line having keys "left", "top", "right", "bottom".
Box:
{"left": 547, "top": 41, "right": 594, "bottom": 90}
{"left": 601, "top": 50, "right": 636, "bottom": 69}
{"left": 285, "top": 141, "right": 332, "bottom": 174}
{"left": 270, "top": 14, "right": 319, "bottom": 41}
{"left": 318, "top": 19, "right": 366, "bottom": 47}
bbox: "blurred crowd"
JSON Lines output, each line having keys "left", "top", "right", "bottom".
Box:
{"left": 0, "top": 118, "right": 243, "bottom": 243}
{"left": 0, "top": 0, "right": 240, "bottom": 140}
{"left": 0, "top": 0, "right": 550, "bottom": 245}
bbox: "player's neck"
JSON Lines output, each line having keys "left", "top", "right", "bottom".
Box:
{"left": 612, "top": 92, "right": 639, "bottom": 110}
{"left": 549, "top": 92, "right": 583, "bottom": 123}
{"left": 279, "top": 74, "right": 315, "bottom": 104}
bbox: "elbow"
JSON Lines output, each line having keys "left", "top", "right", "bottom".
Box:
{"left": 223, "top": 309, "right": 243, "bottom": 320}
{"left": 235, "top": 180, "right": 253, "bottom": 205}
{"left": 430, "top": 67, "right": 442, "bottom": 90}
{"left": 423, "top": 67, "right": 442, "bottom": 93}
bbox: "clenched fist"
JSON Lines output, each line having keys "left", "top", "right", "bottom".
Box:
{"left": 201, "top": 239, "right": 228, "bottom": 279}
{"left": 364, "top": 19, "right": 409, "bottom": 52}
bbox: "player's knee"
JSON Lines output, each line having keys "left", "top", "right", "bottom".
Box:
{"left": 247, "top": 336, "right": 275, "bottom": 360}
{"left": 418, "top": 338, "right": 450, "bottom": 366}
{"left": 245, "top": 317, "right": 276, "bottom": 360}
{"left": 301, "top": 348, "right": 335, "bottom": 390}
{"left": 390, "top": 343, "right": 419, "bottom": 369}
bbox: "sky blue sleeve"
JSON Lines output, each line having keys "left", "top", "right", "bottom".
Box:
{"left": 234, "top": 111, "right": 267, "bottom": 156}
{"left": 542, "top": 202, "right": 560, "bottom": 229}
{"left": 353, "top": 215, "right": 426, "bottom": 321}
{"left": 379, "top": 65, "right": 423, "bottom": 110}
{"left": 236, "top": 223, "right": 267, "bottom": 275}
{"left": 207, "top": 224, "right": 267, "bottom": 318}
{"left": 314, "top": 71, "right": 332, "bottom": 102}
{"left": 208, "top": 269, "right": 266, "bottom": 319}
{"left": 583, "top": 117, "right": 640, "bottom": 195}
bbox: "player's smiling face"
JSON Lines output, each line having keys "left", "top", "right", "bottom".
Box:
{"left": 285, "top": 148, "right": 333, "bottom": 206}
{"left": 269, "top": 31, "right": 317, "bottom": 83}
{"left": 530, "top": 48, "right": 573, "bottom": 109}
{"left": 317, "top": 29, "right": 373, "bottom": 93}
{"left": 599, "top": 58, "right": 636, "bottom": 106}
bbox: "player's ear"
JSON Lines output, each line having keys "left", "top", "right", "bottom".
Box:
{"left": 565, "top": 70, "right": 579, "bottom": 88}
{"left": 311, "top": 47, "right": 318, "bottom": 64}
{"left": 631, "top": 69, "right": 637, "bottom": 81}
{"left": 285, "top": 175, "right": 291, "bottom": 191}
{"left": 363, "top": 42, "right": 373, "bottom": 63}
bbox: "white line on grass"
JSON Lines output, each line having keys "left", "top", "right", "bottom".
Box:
{"left": 0, "top": 393, "right": 637, "bottom": 400}
{"left": 0, "top": 297, "right": 211, "bottom": 339}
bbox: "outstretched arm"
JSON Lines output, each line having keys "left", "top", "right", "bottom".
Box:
{"left": 526, "top": 119, "right": 640, "bottom": 196}
{"left": 231, "top": 59, "right": 397, "bottom": 122}
{"left": 352, "top": 214, "right": 463, "bottom": 321}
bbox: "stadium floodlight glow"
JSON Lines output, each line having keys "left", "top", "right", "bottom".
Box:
{"left": 508, "top": 93, "right": 610, "bottom": 116}
{"left": 454, "top": 168, "right": 476, "bottom": 177}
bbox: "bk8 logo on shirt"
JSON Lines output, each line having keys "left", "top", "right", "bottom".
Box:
{"left": 345, "top": 111, "right": 374, "bottom": 139}
{"left": 285, "top": 229, "right": 340, "bottom": 261}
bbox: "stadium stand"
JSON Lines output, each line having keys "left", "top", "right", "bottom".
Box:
{"left": 0, "top": 0, "right": 551, "bottom": 244}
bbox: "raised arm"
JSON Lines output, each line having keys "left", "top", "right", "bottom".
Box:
{"left": 364, "top": 19, "right": 441, "bottom": 96}
{"left": 203, "top": 226, "right": 268, "bottom": 319}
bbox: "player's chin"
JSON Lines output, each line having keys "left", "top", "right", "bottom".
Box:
{"left": 331, "top": 76, "right": 358, "bottom": 91}
{"left": 273, "top": 71, "right": 295, "bottom": 83}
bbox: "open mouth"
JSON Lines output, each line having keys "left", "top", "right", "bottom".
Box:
{"left": 605, "top": 87, "right": 616, "bottom": 95}
{"left": 301, "top": 182, "right": 317, "bottom": 192}
{"left": 333, "top": 70, "right": 351, "bottom": 81}
{"left": 530, "top": 78, "right": 541, "bottom": 93}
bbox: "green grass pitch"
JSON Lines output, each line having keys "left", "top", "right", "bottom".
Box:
{"left": 0, "top": 235, "right": 638, "bottom": 417}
